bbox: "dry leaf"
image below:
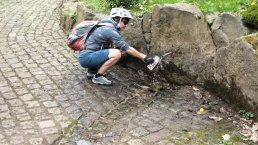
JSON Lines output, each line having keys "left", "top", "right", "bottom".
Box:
{"left": 250, "top": 132, "right": 258, "bottom": 143}
{"left": 193, "top": 87, "right": 199, "bottom": 91}
{"left": 209, "top": 116, "right": 223, "bottom": 122}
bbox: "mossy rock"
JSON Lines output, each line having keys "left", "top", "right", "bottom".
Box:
{"left": 242, "top": 33, "right": 258, "bottom": 58}
{"left": 242, "top": 4, "right": 258, "bottom": 28}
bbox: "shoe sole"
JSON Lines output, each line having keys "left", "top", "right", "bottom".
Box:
{"left": 92, "top": 79, "right": 112, "bottom": 86}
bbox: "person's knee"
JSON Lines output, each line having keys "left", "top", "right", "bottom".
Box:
{"left": 109, "top": 49, "right": 122, "bottom": 59}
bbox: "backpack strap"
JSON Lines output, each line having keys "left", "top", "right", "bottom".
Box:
{"left": 97, "top": 22, "right": 115, "bottom": 27}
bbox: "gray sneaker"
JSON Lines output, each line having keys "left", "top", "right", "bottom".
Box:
{"left": 92, "top": 75, "right": 112, "bottom": 85}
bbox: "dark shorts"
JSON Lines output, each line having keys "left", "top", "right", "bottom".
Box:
{"left": 79, "top": 49, "right": 109, "bottom": 68}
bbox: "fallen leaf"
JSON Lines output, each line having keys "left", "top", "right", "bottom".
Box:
{"left": 209, "top": 116, "right": 223, "bottom": 122}
{"left": 193, "top": 87, "right": 199, "bottom": 91}
{"left": 219, "top": 107, "right": 226, "bottom": 114}
{"left": 251, "top": 123, "right": 258, "bottom": 132}
{"left": 250, "top": 132, "right": 258, "bottom": 143}
{"left": 194, "top": 91, "right": 202, "bottom": 99}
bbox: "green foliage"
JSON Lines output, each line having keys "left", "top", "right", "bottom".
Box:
{"left": 242, "top": 3, "right": 258, "bottom": 28}
{"left": 104, "top": 0, "right": 140, "bottom": 9}
{"left": 81, "top": 0, "right": 253, "bottom": 15}
{"left": 223, "top": 141, "right": 234, "bottom": 145}
{"left": 239, "top": 110, "right": 254, "bottom": 120}
{"left": 70, "top": 11, "right": 77, "bottom": 23}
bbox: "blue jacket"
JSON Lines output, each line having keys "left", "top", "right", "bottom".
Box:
{"left": 83, "top": 18, "right": 129, "bottom": 53}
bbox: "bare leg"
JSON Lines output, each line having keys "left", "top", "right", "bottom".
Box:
{"left": 98, "top": 49, "right": 121, "bottom": 74}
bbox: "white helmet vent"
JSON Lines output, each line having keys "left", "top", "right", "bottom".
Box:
{"left": 110, "top": 8, "right": 133, "bottom": 19}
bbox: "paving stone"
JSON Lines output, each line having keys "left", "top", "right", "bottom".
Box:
{"left": 0, "top": 98, "right": 5, "bottom": 105}
{"left": 46, "top": 134, "right": 62, "bottom": 144}
{"left": 10, "top": 136, "right": 24, "bottom": 145}
{"left": 127, "top": 139, "right": 145, "bottom": 145}
{"left": 0, "top": 105, "right": 9, "bottom": 112}
{"left": 129, "top": 127, "right": 149, "bottom": 137}
{"left": 20, "top": 94, "right": 34, "bottom": 101}
{"left": 7, "top": 99, "right": 23, "bottom": 106}
{"left": 0, "top": 86, "right": 12, "bottom": 94}
{"left": 24, "top": 101, "right": 40, "bottom": 108}
{"left": 42, "top": 128, "right": 59, "bottom": 135}
{"left": 1, "top": 119, "right": 15, "bottom": 128}
{"left": 14, "top": 88, "right": 29, "bottom": 95}
{"left": 48, "top": 107, "right": 62, "bottom": 114}
{"left": 137, "top": 119, "right": 153, "bottom": 127}
{"left": 43, "top": 100, "right": 59, "bottom": 107}
{"left": 16, "top": 113, "right": 31, "bottom": 121}
{"left": 20, "top": 121, "right": 35, "bottom": 129}
{"left": 11, "top": 107, "right": 27, "bottom": 114}
{"left": 29, "top": 138, "right": 44, "bottom": 145}
{"left": 0, "top": 133, "right": 5, "bottom": 140}
{"left": 37, "top": 120, "right": 55, "bottom": 128}
{"left": 142, "top": 129, "right": 171, "bottom": 143}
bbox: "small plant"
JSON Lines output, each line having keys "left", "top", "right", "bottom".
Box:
{"left": 242, "top": 1, "right": 258, "bottom": 28}
{"left": 223, "top": 141, "right": 234, "bottom": 145}
{"left": 239, "top": 110, "right": 254, "bottom": 120}
{"left": 70, "top": 11, "right": 77, "bottom": 24}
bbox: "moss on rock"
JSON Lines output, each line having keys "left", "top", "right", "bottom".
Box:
{"left": 242, "top": 4, "right": 258, "bottom": 28}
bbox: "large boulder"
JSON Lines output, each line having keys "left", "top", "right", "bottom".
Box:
{"left": 201, "top": 37, "right": 258, "bottom": 118}
{"left": 76, "top": 2, "right": 95, "bottom": 24}
{"left": 150, "top": 3, "right": 216, "bottom": 84}
{"left": 211, "top": 13, "right": 249, "bottom": 48}
{"left": 60, "top": 2, "right": 77, "bottom": 34}
{"left": 121, "top": 18, "right": 147, "bottom": 54}
{"left": 120, "top": 18, "right": 148, "bottom": 69}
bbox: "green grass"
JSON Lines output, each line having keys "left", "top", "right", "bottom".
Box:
{"left": 81, "top": 0, "right": 253, "bottom": 15}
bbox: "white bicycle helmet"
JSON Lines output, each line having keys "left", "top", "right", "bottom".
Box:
{"left": 110, "top": 8, "right": 133, "bottom": 19}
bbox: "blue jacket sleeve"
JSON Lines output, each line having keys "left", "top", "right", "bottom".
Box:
{"left": 104, "top": 28, "right": 129, "bottom": 52}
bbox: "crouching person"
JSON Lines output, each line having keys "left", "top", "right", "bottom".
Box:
{"left": 79, "top": 8, "right": 154, "bottom": 85}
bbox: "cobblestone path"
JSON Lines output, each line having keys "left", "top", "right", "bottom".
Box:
{"left": 0, "top": 0, "right": 252, "bottom": 145}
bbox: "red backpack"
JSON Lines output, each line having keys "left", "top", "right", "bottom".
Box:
{"left": 66, "top": 21, "right": 114, "bottom": 51}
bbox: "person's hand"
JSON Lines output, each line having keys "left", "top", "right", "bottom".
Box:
{"left": 144, "top": 56, "right": 154, "bottom": 65}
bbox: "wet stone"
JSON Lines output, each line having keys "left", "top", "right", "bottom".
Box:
{"left": 129, "top": 127, "right": 149, "bottom": 137}
{"left": 142, "top": 129, "right": 171, "bottom": 143}
{"left": 65, "top": 105, "right": 82, "bottom": 114}
{"left": 137, "top": 119, "right": 153, "bottom": 127}
{"left": 146, "top": 124, "right": 163, "bottom": 132}
{"left": 43, "top": 100, "right": 59, "bottom": 107}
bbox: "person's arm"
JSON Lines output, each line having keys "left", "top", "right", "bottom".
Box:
{"left": 126, "top": 46, "right": 146, "bottom": 61}
{"left": 126, "top": 46, "right": 154, "bottom": 65}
